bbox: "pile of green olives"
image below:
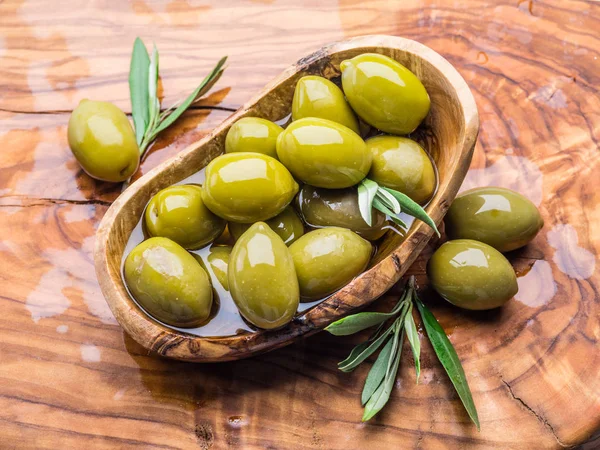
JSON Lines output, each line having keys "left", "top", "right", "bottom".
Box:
{"left": 122, "top": 52, "right": 440, "bottom": 332}
{"left": 427, "top": 187, "right": 543, "bottom": 310}
{"left": 121, "top": 52, "right": 542, "bottom": 331}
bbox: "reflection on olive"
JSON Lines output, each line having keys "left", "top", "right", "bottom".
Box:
{"left": 296, "top": 185, "right": 387, "bottom": 240}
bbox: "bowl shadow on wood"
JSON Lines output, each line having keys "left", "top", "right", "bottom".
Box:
{"left": 95, "top": 35, "right": 479, "bottom": 362}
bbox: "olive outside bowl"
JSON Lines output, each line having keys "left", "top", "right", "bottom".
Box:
{"left": 94, "top": 35, "right": 479, "bottom": 362}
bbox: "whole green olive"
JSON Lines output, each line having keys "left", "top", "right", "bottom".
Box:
{"left": 124, "top": 237, "right": 213, "bottom": 327}
{"left": 144, "top": 184, "right": 226, "bottom": 249}
{"left": 296, "top": 185, "right": 387, "bottom": 240}
{"left": 292, "top": 75, "right": 360, "bottom": 134}
{"left": 427, "top": 239, "right": 518, "bottom": 310}
{"left": 225, "top": 117, "right": 283, "bottom": 159}
{"left": 67, "top": 99, "right": 140, "bottom": 182}
{"left": 228, "top": 222, "right": 299, "bottom": 329}
{"left": 445, "top": 187, "right": 544, "bottom": 252}
{"left": 201, "top": 152, "right": 299, "bottom": 223}
{"left": 289, "top": 227, "right": 372, "bottom": 300}
{"left": 367, "top": 135, "right": 436, "bottom": 204}
{"left": 276, "top": 117, "right": 371, "bottom": 188}
{"left": 207, "top": 246, "right": 232, "bottom": 291}
{"left": 340, "top": 53, "right": 430, "bottom": 135}
{"left": 229, "top": 206, "right": 304, "bottom": 245}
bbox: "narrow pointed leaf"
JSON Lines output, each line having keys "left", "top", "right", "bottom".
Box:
{"left": 361, "top": 335, "right": 394, "bottom": 405}
{"left": 415, "top": 297, "right": 480, "bottom": 430}
{"left": 362, "top": 329, "right": 404, "bottom": 421}
{"left": 326, "top": 311, "right": 397, "bottom": 336}
{"left": 338, "top": 326, "right": 394, "bottom": 372}
{"left": 147, "top": 43, "right": 160, "bottom": 131}
{"left": 376, "top": 188, "right": 401, "bottom": 214}
{"left": 404, "top": 304, "right": 421, "bottom": 383}
{"left": 357, "top": 179, "right": 378, "bottom": 226}
{"left": 151, "top": 56, "right": 228, "bottom": 138}
{"left": 372, "top": 197, "right": 407, "bottom": 229}
{"left": 380, "top": 186, "right": 440, "bottom": 237}
{"left": 129, "top": 37, "right": 150, "bottom": 146}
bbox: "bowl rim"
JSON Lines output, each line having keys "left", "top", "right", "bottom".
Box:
{"left": 94, "top": 34, "right": 479, "bottom": 362}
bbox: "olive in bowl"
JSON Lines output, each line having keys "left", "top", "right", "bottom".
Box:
{"left": 229, "top": 206, "right": 304, "bottom": 246}
{"left": 225, "top": 117, "right": 283, "bottom": 159}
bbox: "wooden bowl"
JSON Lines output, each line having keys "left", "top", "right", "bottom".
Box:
{"left": 94, "top": 35, "right": 479, "bottom": 362}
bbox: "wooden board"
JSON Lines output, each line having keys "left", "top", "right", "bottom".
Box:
{"left": 0, "top": 0, "right": 599, "bottom": 448}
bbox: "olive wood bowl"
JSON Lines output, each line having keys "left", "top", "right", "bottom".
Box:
{"left": 94, "top": 35, "right": 479, "bottom": 362}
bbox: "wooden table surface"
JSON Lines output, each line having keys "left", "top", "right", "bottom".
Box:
{"left": 1, "top": 1, "right": 599, "bottom": 449}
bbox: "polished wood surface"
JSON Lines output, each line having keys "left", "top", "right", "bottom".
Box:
{"left": 1, "top": 0, "right": 599, "bottom": 448}
{"left": 95, "top": 35, "right": 478, "bottom": 363}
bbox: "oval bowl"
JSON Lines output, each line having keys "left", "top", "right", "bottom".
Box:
{"left": 94, "top": 35, "right": 479, "bottom": 362}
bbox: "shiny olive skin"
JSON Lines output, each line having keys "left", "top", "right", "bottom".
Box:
{"left": 201, "top": 152, "right": 299, "bottom": 223}
{"left": 292, "top": 76, "right": 360, "bottom": 134}
{"left": 207, "top": 246, "right": 232, "bottom": 291}
{"left": 144, "top": 184, "right": 226, "bottom": 249}
{"left": 296, "top": 185, "right": 387, "bottom": 240}
{"left": 276, "top": 118, "right": 371, "bottom": 188}
{"left": 367, "top": 136, "right": 436, "bottom": 204}
{"left": 225, "top": 117, "right": 283, "bottom": 159}
{"left": 229, "top": 206, "right": 304, "bottom": 245}
{"left": 340, "top": 53, "right": 430, "bottom": 135}
{"left": 427, "top": 239, "right": 518, "bottom": 310}
{"left": 124, "top": 237, "right": 213, "bottom": 327}
{"left": 228, "top": 223, "right": 299, "bottom": 329}
{"left": 289, "top": 227, "right": 372, "bottom": 300}
{"left": 445, "top": 187, "right": 544, "bottom": 252}
{"left": 68, "top": 99, "right": 140, "bottom": 182}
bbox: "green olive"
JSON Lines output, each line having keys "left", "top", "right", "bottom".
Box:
{"left": 229, "top": 206, "right": 304, "bottom": 245}
{"left": 427, "top": 239, "right": 518, "bottom": 310}
{"left": 276, "top": 117, "right": 371, "bottom": 188}
{"left": 296, "top": 185, "right": 387, "bottom": 240}
{"left": 144, "top": 184, "right": 226, "bottom": 249}
{"left": 292, "top": 76, "right": 360, "bottom": 134}
{"left": 228, "top": 222, "right": 299, "bottom": 329}
{"left": 67, "top": 99, "right": 140, "bottom": 182}
{"left": 201, "top": 152, "right": 299, "bottom": 223}
{"left": 366, "top": 136, "right": 436, "bottom": 204}
{"left": 225, "top": 117, "right": 283, "bottom": 159}
{"left": 340, "top": 53, "right": 430, "bottom": 135}
{"left": 124, "top": 237, "right": 213, "bottom": 327}
{"left": 445, "top": 187, "right": 544, "bottom": 252}
{"left": 207, "top": 246, "right": 232, "bottom": 291}
{"left": 289, "top": 227, "right": 372, "bottom": 300}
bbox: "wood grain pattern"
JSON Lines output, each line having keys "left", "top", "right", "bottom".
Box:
{"left": 95, "top": 35, "right": 478, "bottom": 363}
{"left": 1, "top": 0, "right": 599, "bottom": 448}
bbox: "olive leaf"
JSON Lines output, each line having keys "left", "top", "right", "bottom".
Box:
{"left": 380, "top": 187, "right": 440, "bottom": 237}
{"left": 404, "top": 303, "right": 421, "bottom": 383}
{"left": 362, "top": 326, "right": 405, "bottom": 421}
{"left": 357, "top": 179, "right": 378, "bottom": 226}
{"left": 372, "top": 197, "right": 408, "bottom": 229}
{"left": 361, "top": 335, "right": 395, "bottom": 405}
{"left": 129, "top": 38, "right": 150, "bottom": 146}
{"left": 338, "top": 325, "right": 395, "bottom": 372}
{"left": 128, "top": 37, "right": 227, "bottom": 157}
{"left": 415, "top": 294, "right": 480, "bottom": 430}
{"left": 376, "top": 188, "right": 401, "bottom": 214}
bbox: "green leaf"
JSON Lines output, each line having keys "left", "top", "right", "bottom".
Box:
{"left": 357, "top": 179, "right": 378, "bottom": 226}
{"left": 151, "top": 56, "right": 228, "bottom": 138}
{"left": 361, "top": 336, "right": 394, "bottom": 405}
{"left": 147, "top": 43, "right": 160, "bottom": 132}
{"left": 373, "top": 197, "right": 408, "bottom": 229}
{"left": 415, "top": 296, "right": 480, "bottom": 430}
{"left": 338, "top": 325, "right": 394, "bottom": 372}
{"left": 380, "top": 186, "right": 440, "bottom": 237}
{"left": 376, "top": 188, "right": 401, "bottom": 214}
{"left": 129, "top": 37, "right": 150, "bottom": 146}
{"left": 362, "top": 327, "right": 404, "bottom": 421}
{"left": 326, "top": 311, "right": 397, "bottom": 336}
{"left": 404, "top": 304, "right": 421, "bottom": 383}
